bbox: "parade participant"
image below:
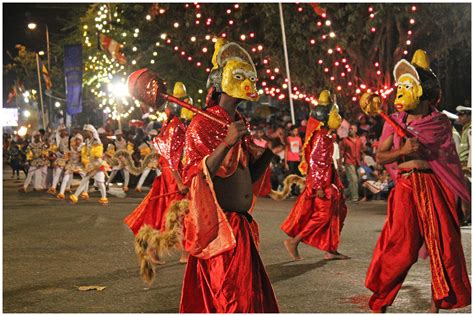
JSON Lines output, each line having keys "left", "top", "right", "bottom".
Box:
{"left": 8, "top": 135, "right": 27, "bottom": 180}
{"left": 135, "top": 129, "right": 160, "bottom": 192}
{"left": 56, "top": 133, "right": 84, "bottom": 200}
{"left": 106, "top": 129, "right": 132, "bottom": 192}
{"left": 178, "top": 39, "right": 279, "bottom": 312}
{"left": 69, "top": 124, "right": 109, "bottom": 204}
{"left": 47, "top": 125, "right": 69, "bottom": 194}
{"left": 124, "top": 81, "right": 188, "bottom": 263}
{"left": 20, "top": 131, "right": 48, "bottom": 192}
{"left": 281, "top": 90, "right": 349, "bottom": 261}
{"left": 363, "top": 50, "right": 471, "bottom": 313}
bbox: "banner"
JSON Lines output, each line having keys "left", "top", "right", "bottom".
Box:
{"left": 98, "top": 34, "right": 127, "bottom": 65}
{"left": 41, "top": 64, "right": 53, "bottom": 90}
{"left": 64, "top": 44, "right": 83, "bottom": 115}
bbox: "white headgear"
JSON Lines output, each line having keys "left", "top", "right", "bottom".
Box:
{"left": 83, "top": 124, "right": 101, "bottom": 144}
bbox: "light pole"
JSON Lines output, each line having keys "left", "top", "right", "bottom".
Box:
{"left": 28, "top": 22, "right": 52, "bottom": 127}
{"left": 28, "top": 22, "right": 50, "bottom": 71}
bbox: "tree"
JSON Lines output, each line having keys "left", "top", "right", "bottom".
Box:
{"left": 17, "top": 3, "right": 471, "bottom": 125}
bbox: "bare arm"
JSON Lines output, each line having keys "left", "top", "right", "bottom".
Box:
{"left": 205, "top": 121, "right": 247, "bottom": 178}
{"left": 170, "top": 169, "right": 188, "bottom": 194}
{"left": 375, "top": 135, "right": 420, "bottom": 165}
{"left": 250, "top": 148, "right": 276, "bottom": 183}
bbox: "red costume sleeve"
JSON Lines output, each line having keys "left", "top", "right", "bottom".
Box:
{"left": 152, "top": 116, "right": 186, "bottom": 171}
{"left": 307, "top": 129, "right": 334, "bottom": 191}
{"left": 183, "top": 157, "right": 236, "bottom": 259}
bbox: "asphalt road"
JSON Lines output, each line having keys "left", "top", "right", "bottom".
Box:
{"left": 3, "top": 172, "right": 471, "bottom": 313}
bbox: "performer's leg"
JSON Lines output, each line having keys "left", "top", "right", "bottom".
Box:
{"left": 366, "top": 180, "right": 423, "bottom": 312}
{"left": 70, "top": 176, "right": 90, "bottom": 203}
{"left": 66, "top": 176, "right": 73, "bottom": 191}
{"left": 346, "top": 164, "right": 359, "bottom": 201}
{"left": 122, "top": 169, "right": 130, "bottom": 191}
{"left": 95, "top": 171, "right": 108, "bottom": 204}
{"left": 49, "top": 167, "right": 62, "bottom": 193}
{"left": 136, "top": 168, "right": 150, "bottom": 191}
{"left": 58, "top": 171, "right": 71, "bottom": 198}
{"left": 21, "top": 166, "right": 36, "bottom": 191}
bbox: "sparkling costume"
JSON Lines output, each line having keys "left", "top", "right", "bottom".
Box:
{"left": 106, "top": 130, "right": 133, "bottom": 191}
{"left": 69, "top": 125, "right": 109, "bottom": 204}
{"left": 57, "top": 134, "right": 85, "bottom": 199}
{"left": 281, "top": 117, "right": 347, "bottom": 252}
{"left": 48, "top": 127, "right": 69, "bottom": 194}
{"left": 22, "top": 132, "right": 48, "bottom": 191}
{"left": 124, "top": 117, "right": 186, "bottom": 234}
{"left": 179, "top": 105, "right": 279, "bottom": 313}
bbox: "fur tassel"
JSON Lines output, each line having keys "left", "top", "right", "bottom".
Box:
{"left": 269, "top": 174, "right": 306, "bottom": 200}
{"left": 114, "top": 150, "right": 143, "bottom": 175}
{"left": 134, "top": 199, "right": 189, "bottom": 286}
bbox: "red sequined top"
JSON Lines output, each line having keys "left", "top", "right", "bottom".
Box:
{"left": 182, "top": 105, "right": 253, "bottom": 185}
{"left": 152, "top": 116, "right": 186, "bottom": 171}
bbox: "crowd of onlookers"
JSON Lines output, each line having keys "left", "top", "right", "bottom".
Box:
{"left": 249, "top": 113, "right": 393, "bottom": 202}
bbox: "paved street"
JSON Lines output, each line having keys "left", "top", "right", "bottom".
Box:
{"left": 3, "top": 172, "right": 471, "bottom": 313}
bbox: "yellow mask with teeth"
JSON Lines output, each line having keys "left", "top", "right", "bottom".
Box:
{"left": 209, "top": 39, "right": 259, "bottom": 102}
{"left": 393, "top": 49, "right": 429, "bottom": 112}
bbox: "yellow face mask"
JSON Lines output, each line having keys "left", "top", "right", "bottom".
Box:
{"left": 327, "top": 104, "right": 342, "bottom": 130}
{"left": 221, "top": 59, "right": 259, "bottom": 101}
{"left": 209, "top": 40, "right": 259, "bottom": 102}
{"left": 394, "top": 74, "right": 423, "bottom": 112}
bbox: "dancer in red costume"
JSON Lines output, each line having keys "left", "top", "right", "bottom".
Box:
{"left": 362, "top": 50, "right": 471, "bottom": 313}
{"left": 281, "top": 90, "right": 349, "bottom": 261}
{"left": 177, "top": 39, "right": 279, "bottom": 313}
{"left": 124, "top": 83, "right": 189, "bottom": 263}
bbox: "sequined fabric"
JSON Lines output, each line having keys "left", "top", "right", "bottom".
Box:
{"left": 152, "top": 116, "right": 186, "bottom": 171}
{"left": 306, "top": 127, "right": 338, "bottom": 191}
{"left": 281, "top": 126, "right": 347, "bottom": 252}
{"left": 182, "top": 105, "right": 252, "bottom": 185}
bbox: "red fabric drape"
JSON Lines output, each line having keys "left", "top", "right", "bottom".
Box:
{"left": 180, "top": 212, "right": 279, "bottom": 313}
{"left": 366, "top": 172, "right": 471, "bottom": 311}
{"left": 124, "top": 158, "right": 183, "bottom": 235}
{"left": 281, "top": 127, "right": 347, "bottom": 252}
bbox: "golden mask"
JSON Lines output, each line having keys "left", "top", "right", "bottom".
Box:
{"left": 393, "top": 49, "right": 430, "bottom": 112}
{"left": 311, "top": 90, "right": 342, "bottom": 130}
{"left": 209, "top": 39, "right": 259, "bottom": 102}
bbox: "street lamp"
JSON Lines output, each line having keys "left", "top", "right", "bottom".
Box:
{"left": 54, "top": 101, "right": 61, "bottom": 108}
{"left": 27, "top": 22, "right": 50, "bottom": 71}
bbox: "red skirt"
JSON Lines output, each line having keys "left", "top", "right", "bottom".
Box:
{"left": 124, "top": 167, "right": 182, "bottom": 235}
{"left": 281, "top": 185, "right": 347, "bottom": 252}
{"left": 179, "top": 212, "right": 279, "bottom": 313}
{"left": 366, "top": 172, "right": 471, "bottom": 311}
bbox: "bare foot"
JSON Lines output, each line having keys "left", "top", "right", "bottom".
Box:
{"left": 371, "top": 306, "right": 387, "bottom": 313}
{"left": 284, "top": 239, "right": 303, "bottom": 261}
{"left": 429, "top": 299, "right": 439, "bottom": 313}
{"left": 324, "top": 251, "right": 351, "bottom": 260}
{"left": 179, "top": 252, "right": 189, "bottom": 264}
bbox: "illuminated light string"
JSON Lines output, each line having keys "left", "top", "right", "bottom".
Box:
{"left": 144, "top": 3, "right": 317, "bottom": 103}
{"left": 310, "top": 3, "right": 416, "bottom": 102}
{"left": 87, "top": 3, "right": 321, "bottom": 113}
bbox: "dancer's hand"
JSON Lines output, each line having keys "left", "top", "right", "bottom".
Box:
{"left": 177, "top": 182, "right": 189, "bottom": 195}
{"left": 400, "top": 138, "right": 420, "bottom": 156}
{"left": 224, "top": 121, "right": 248, "bottom": 147}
